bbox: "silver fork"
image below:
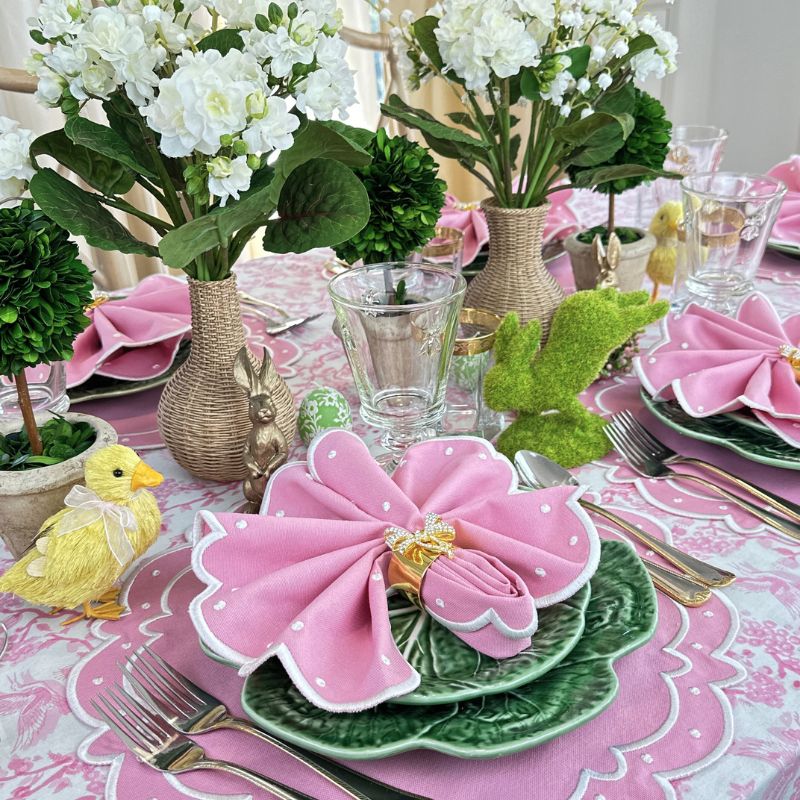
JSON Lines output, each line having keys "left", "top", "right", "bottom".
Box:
{"left": 123, "top": 645, "right": 429, "bottom": 800}
{"left": 637, "top": 406, "right": 800, "bottom": 524}
{"left": 606, "top": 415, "right": 800, "bottom": 541}
{"left": 92, "top": 683, "right": 315, "bottom": 800}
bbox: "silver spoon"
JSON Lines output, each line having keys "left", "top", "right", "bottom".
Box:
{"left": 515, "top": 450, "right": 734, "bottom": 587}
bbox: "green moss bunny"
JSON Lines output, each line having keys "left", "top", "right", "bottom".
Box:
{"left": 484, "top": 289, "right": 669, "bottom": 467}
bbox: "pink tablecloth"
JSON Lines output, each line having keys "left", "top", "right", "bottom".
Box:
{"left": 1, "top": 244, "right": 800, "bottom": 800}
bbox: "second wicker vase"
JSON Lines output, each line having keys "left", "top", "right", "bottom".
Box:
{"left": 464, "top": 200, "right": 565, "bottom": 339}
{"left": 157, "top": 275, "right": 297, "bottom": 481}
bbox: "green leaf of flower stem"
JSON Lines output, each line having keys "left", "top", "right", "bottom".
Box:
{"left": 567, "top": 163, "right": 677, "bottom": 190}
{"left": 158, "top": 120, "right": 371, "bottom": 271}
{"left": 196, "top": 28, "right": 244, "bottom": 54}
{"left": 262, "top": 158, "right": 370, "bottom": 253}
{"left": 556, "top": 111, "right": 634, "bottom": 147}
{"left": 410, "top": 16, "right": 444, "bottom": 72}
{"left": 29, "top": 169, "right": 158, "bottom": 257}
{"left": 520, "top": 67, "right": 541, "bottom": 100}
{"left": 562, "top": 45, "right": 591, "bottom": 79}
{"left": 30, "top": 130, "right": 135, "bottom": 196}
{"left": 380, "top": 95, "right": 490, "bottom": 167}
{"left": 64, "top": 117, "right": 158, "bottom": 179}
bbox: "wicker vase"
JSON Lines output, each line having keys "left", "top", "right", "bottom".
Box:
{"left": 157, "top": 274, "right": 296, "bottom": 481}
{"left": 465, "top": 200, "right": 565, "bottom": 338}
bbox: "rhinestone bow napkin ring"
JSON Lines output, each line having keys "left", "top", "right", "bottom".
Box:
{"left": 779, "top": 343, "right": 800, "bottom": 378}
{"left": 385, "top": 513, "right": 456, "bottom": 602}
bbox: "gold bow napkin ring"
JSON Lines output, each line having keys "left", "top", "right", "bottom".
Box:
{"left": 385, "top": 513, "right": 456, "bottom": 605}
{"left": 779, "top": 343, "right": 800, "bottom": 380}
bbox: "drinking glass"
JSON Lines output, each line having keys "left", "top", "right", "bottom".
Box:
{"left": 409, "top": 226, "right": 465, "bottom": 271}
{"left": 0, "top": 362, "right": 69, "bottom": 418}
{"left": 675, "top": 172, "right": 786, "bottom": 313}
{"left": 654, "top": 125, "right": 729, "bottom": 207}
{"left": 443, "top": 308, "right": 504, "bottom": 438}
{"left": 328, "top": 263, "right": 466, "bottom": 464}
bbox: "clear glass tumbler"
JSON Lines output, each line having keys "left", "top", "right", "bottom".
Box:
{"left": 443, "top": 308, "right": 503, "bottom": 438}
{"left": 409, "top": 226, "right": 465, "bottom": 271}
{"left": 328, "top": 262, "right": 466, "bottom": 463}
{"left": 0, "top": 362, "right": 69, "bottom": 418}
{"left": 654, "top": 125, "right": 729, "bottom": 207}
{"left": 676, "top": 172, "right": 787, "bottom": 313}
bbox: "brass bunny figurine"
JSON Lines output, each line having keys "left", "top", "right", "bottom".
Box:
{"left": 592, "top": 231, "right": 622, "bottom": 289}
{"left": 233, "top": 347, "right": 289, "bottom": 513}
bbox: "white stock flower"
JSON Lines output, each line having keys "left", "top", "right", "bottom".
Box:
{"left": 631, "top": 21, "right": 678, "bottom": 80}
{"left": 296, "top": 65, "right": 356, "bottom": 119}
{"left": 241, "top": 95, "right": 300, "bottom": 152}
{"left": 511, "top": 0, "right": 555, "bottom": 27}
{"left": 29, "top": 0, "right": 92, "bottom": 40}
{"left": 435, "top": 0, "right": 539, "bottom": 91}
{"left": 0, "top": 117, "right": 35, "bottom": 201}
{"left": 243, "top": 26, "right": 315, "bottom": 79}
{"left": 207, "top": 155, "right": 252, "bottom": 205}
{"left": 78, "top": 7, "right": 147, "bottom": 67}
{"left": 143, "top": 49, "right": 260, "bottom": 156}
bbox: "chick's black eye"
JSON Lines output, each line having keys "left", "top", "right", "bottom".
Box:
{"left": 113, "top": 468, "right": 124, "bottom": 478}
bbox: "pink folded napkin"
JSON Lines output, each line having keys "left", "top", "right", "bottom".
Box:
{"left": 636, "top": 293, "right": 800, "bottom": 447}
{"left": 437, "top": 193, "right": 489, "bottom": 265}
{"left": 66, "top": 274, "right": 191, "bottom": 387}
{"left": 191, "top": 431, "right": 600, "bottom": 711}
{"left": 768, "top": 155, "right": 800, "bottom": 245}
{"left": 437, "top": 188, "right": 580, "bottom": 266}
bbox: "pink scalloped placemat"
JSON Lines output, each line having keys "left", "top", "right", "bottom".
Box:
{"left": 67, "top": 520, "right": 742, "bottom": 800}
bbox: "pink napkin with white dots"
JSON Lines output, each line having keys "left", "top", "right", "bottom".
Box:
{"left": 768, "top": 154, "right": 800, "bottom": 245}
{"left": 66, "top": 274, "right": 191, "bottom": 388}
{"left": 636, "top": 293, "right": 800, "bottom": 447}
{"left": 190, "top": 430, "right": 600, "bottom": 711}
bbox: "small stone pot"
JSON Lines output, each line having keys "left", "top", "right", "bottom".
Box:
{"left": 0, "top": 413, "right": 118, "bottom": 559}
{"left": 565, "top": 228, "right": 657, "bottom": 292}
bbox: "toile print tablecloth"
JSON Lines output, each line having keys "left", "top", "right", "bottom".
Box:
{"left": 1, "top": 243, "right": 799, "bottom": 800}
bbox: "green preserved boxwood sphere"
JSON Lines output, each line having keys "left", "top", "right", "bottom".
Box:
{"left": 0, "top": 200, "right": 94, "bottom": 377}
{"left": 334, "top": 129, "right": 446, "bottom": 266}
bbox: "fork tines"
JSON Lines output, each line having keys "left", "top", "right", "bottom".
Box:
{"left": 92, "top": 682, "right": 173, "bottom": 755}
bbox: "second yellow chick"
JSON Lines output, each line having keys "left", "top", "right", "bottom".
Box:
{"left": 646, "top": 201, "right": 683, "bottom": 301}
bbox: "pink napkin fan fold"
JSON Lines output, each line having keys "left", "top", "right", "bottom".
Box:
{"left": 768, "top": 154, "right": 800, "bottom": 245}
{"left": 191, "top": 430, "right": 600, "bottom": 711}
{"left": 636, "top": 293, "right": 800, "bottom": 447}
{"left": 66, "top": 274, "right": 191, "bottom": 387}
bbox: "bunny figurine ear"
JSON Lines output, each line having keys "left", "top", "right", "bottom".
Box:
{"left": 259, "top": 346, "right": 272, "bottom": 385}
{"left": 233, "top": 347, "right": 255, "bottom": 392}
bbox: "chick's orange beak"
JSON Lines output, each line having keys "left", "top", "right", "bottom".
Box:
{"left": 131, "top": 460, "right": 164, "bottom": 491}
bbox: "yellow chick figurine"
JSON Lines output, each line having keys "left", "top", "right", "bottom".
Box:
{"left": 646, "top": 201, "right": 683, "bottom": 301}
{"left": 0, "top": 444, "right": 163, "bottom": 625}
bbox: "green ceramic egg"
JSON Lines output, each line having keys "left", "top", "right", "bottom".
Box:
{"left": 298, "top": 386, "right": 353, "bottom": 445}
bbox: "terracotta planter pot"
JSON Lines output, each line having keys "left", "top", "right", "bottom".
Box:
{"left": 157, "top": 274, "right": 296, "bottom": 481}
{"left": 464, "top": 200, "right": 565, "bottom": 338}
{"left": 0, "top": 412, "right": 117, "bottom": 559}
{"left": 565, "top": 229, "right": 657, "bottom": 292}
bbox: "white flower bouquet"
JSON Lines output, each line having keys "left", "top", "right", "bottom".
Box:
{"left": 25, "top": 0, "right": 372, "bottom": 280}
{"left": 383, "top": 0, "right": 679, "bottom": 209}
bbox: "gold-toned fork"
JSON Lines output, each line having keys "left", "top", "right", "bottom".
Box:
{"left": 606, "top": 414, "right": 800, "bottom": 541}
{"left": 628, "top": 407, "right": 800, "bottom": 524}
{"left": 122, "top": 645, "right": 431, "bottom": 800}
{"left": 92, "top": 683, "right": 314, "bottom": 799}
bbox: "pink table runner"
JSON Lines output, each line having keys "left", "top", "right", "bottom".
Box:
{"left": 1, "top": 246, "right": 799, "bottom": 799}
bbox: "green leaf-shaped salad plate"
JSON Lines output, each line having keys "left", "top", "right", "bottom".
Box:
{"left": 642, "top": 390, "right": 800, "bottom": 470}
{"left": 201, "top": 577, "right": 590, "bottom": 707}
{"left": 240, "top": 540, "right": 657, "bottom": 760}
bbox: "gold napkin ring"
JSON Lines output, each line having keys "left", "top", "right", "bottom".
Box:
{"left": 779, "top": 343, "right": 800, "bottom": 381}
{"left": 385, "top": 513, "right": 456, "bottom": 605}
